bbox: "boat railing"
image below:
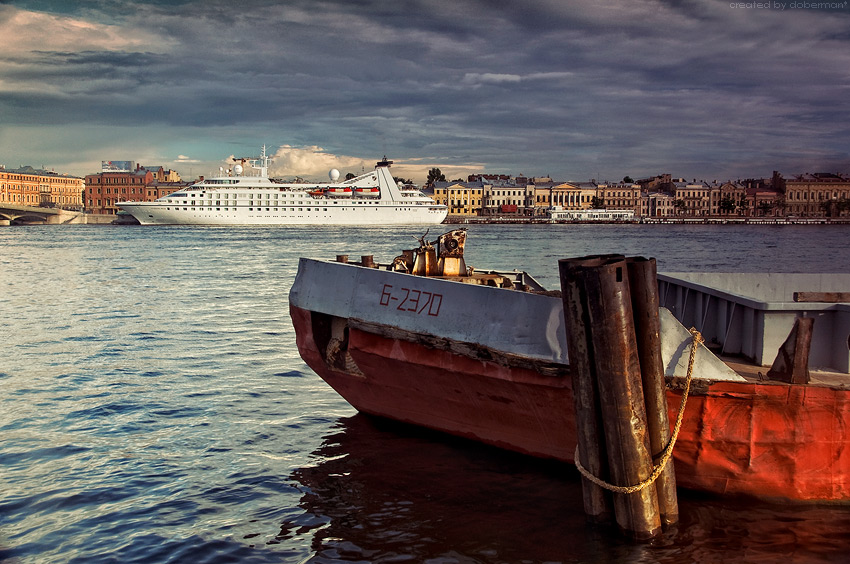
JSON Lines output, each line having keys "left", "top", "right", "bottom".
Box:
{"left": 658, "top": 273, "right": 850, "bottom": 373}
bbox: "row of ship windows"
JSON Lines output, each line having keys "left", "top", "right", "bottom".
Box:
{"left": 184, "top": 192, "right": 378, "bottom": 199}
{"left": 197, "top": 195, "right": 293, "bottom": 199}
{"left": 173, "top": 200, "right": 383, "bottom": 204}
{"left": 170, "top": 201, "right": 425, "bottom": 206}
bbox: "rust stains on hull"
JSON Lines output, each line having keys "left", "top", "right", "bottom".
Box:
{"left": 291, "top": 304, "right": 850, "bottom": 504}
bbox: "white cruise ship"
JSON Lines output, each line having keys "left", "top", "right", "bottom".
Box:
{"left": 117, "top": 148, "right": 447, "bottom": 226}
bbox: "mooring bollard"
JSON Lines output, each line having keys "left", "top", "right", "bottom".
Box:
{"left": 336, "top": 254, "right": 349, "bottom": 263}
{"left": 627, "top": 257, "right": 679, "bottom": 527}
{"left": 559, "top": 255, "right": 662, "bottom": 541}
{"left": 361, "top": 255, "right": 375, "bottom": 268}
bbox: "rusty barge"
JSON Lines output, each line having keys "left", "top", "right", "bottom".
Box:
{"left": 289, "top": 229, "right": 850, "bottom": 504}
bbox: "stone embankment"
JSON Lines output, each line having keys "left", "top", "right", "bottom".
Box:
{"left": 444, "top": 216, "right": 850, "bottom": 225}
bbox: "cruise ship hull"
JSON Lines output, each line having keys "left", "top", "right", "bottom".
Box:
{"left": 117, "top": 201, "right": 447, "bottom": 226}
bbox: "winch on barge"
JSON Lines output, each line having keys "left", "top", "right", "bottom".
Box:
{"left": 289, "top": 229, "right": 850, "bottom": 504}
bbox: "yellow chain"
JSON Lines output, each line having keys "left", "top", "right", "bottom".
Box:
{"left": 574, "top": 328, "right": 704, "bottom": 494}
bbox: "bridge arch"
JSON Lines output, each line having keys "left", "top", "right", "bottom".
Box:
{"left": 0, "top": 204, "right": 74, "bottom": 224}
{"left": 11, "top": 213, "right": 50, "bottom": 224}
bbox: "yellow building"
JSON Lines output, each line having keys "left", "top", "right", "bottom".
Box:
{"left": 673, "top": 180, "right": 711, "bottom": 216}
{"left": 432, "top": 182, "right": 484, "bottom": 216}
{"left": 717, "top": 182, "right": 747, "bottom": 216}
{"left": 0, "top": 168, "right": 84, "bottom": 209}
{"left": 534, "top": 182, "right": 597, "bottom": 215}
{"left": 783, "top": 173, "right": 850, "bottom": 217}
{"left": 596, "top": 183, "right": 641, "bottom": 213}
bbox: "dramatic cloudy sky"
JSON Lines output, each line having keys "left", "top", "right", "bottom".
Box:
{"left": 1, "top": 0, "right": 848, "bottom": 183}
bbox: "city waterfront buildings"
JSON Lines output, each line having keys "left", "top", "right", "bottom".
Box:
{"left": 718, "top": 182, "right": 748, "bottom": 216}
{"left": 533, "top": 182, "right": 597, "bottom": 216}
{"left": 783, "top": 173, "right": 850, "bottom": 217}
{"left": 597, "top": 182, "right": 642, "bottom": 215}
{"left": 84, "top": 163, "right": 189, "bottom": 215}
{"left": 4, "top": 156, "right": 849, "bottom": 222}
{"left": 0, "top": 166, "right": 84, "bottom": 209}
{"left": 431, "top": 180, "right": 484, "bottom": 216}
{"left": 644, "top": 192, "right": 676, "bottom": 218}
{"left": 433, "top": 169, "right": 849, "bottom": 220}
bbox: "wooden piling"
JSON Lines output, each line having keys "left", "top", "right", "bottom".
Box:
{"left": 559, "top": 255, "right": 662, "bottom": 541}
{"left": 626, "top": 257, "right": 679, "bottom": 527}
{"left": 559, "top": 256, "right": 618, "bottom": 524}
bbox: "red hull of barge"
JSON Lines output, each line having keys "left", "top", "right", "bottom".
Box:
{"left": 291, "top": 305, "right": 850, "bottom": 503}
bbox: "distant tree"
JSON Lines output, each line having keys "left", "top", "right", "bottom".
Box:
{"left": 673, "top": 199, "right": 687, "bottom": 214}
{"left": 590, "top": 196, "right": 605, "bottom": 209}
{"left": 822, "top": 197, "right": 850, "bottom": 217}
{"left": 426, "top": 168, "right": 446, "bottom": 187}
{"left": 758, "top": 201, "right": 774, "bottom": 216}
{"left": 393, "top": 176, "right": 413, "bottom": 185}
{"left": 820, "top": 198, "right": 846, "bottom": 217}
{"left": 719, "top": 196, "right": 736, "bottom": 214}
{"left": 623, "top": 176, "right": 634, "bottom": 184}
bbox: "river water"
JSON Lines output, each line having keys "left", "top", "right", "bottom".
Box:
{"left": 2, "top": 223, "right": 849, "bottom": 563}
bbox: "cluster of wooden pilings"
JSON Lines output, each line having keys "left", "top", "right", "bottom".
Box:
{"left": 559, "top": 255, "right": 678, "bottom": 541}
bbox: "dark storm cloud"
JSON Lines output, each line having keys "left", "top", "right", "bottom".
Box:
{"left": 2, "top": 0, "right": 849, "bottom": 180}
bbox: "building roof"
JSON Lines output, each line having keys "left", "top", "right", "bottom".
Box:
{"left": 673, "top": 180, "right": 711, "bottom": 190}
{"left": 1, "top": 165, "right": 81, "bottom": 178}
{"left": 788, "top": 173, "right": 850, "bottom": 183}
{"left": 433, "top": 180, "right": 483, "bottom": 189}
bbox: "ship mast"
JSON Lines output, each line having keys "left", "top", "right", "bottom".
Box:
{"left": 239, "top": 145, "right": 271, "bottom": 177}
{"left": 255, "top": 145, "right": 270, "bottom": 177}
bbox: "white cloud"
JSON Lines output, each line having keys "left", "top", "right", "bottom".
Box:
{"left": 463, "top": 73, "right": 523, "bottom": 85}
{"left": 175, "top": 155, "right": 201, "bottom": 163}
{"left": 255, "top": 145, "right": 482, "bottom": 184}
{"left": 267, "top": 145, "right": 370, "bottom": 180}
{"left": 0, "top": 5, "right": 172, "bottom": 56}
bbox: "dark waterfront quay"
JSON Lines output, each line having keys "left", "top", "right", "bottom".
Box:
{"left": 2, "top": 224, "right": 850, "bottom": 563}
{"left": 443, "top": 215, "right": 850, "bottom": 225}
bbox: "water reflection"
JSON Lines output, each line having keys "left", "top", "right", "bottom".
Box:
{"left": 4, "top": 225, "right": 850, "bottom": 562}
{"left": 289, "top": 415, "right": 850, "bottom": 563}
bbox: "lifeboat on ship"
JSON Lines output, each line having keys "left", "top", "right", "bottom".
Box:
{"left": 308, "top": 189, "right": 326, "bottom": 197}
{"left": 327, "top": 187, "right": 353, "bottom": 197}
{"left": 355, "top": 187, "right": 380, "bottom": 197}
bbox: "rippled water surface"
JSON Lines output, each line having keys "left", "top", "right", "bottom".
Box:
{"left": 2, "top": 224, "right": 849, "bottom": 563}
